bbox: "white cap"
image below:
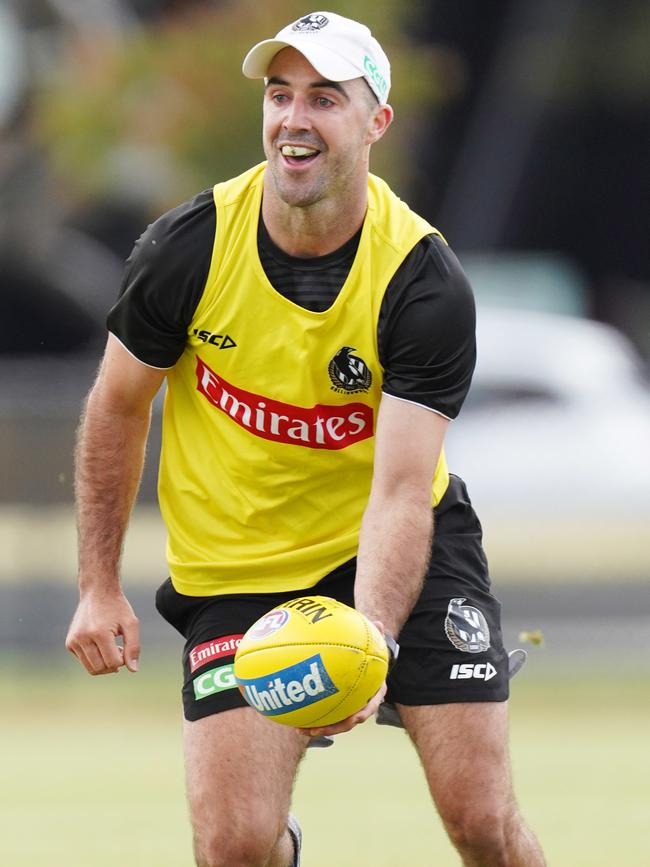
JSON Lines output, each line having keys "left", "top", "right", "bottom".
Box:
{"left": 242, "top": 11, "right": 391, "bottom": 104}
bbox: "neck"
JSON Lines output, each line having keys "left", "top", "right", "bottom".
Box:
{"left": 261, "top": 174, "right": 368, "bottom": 258}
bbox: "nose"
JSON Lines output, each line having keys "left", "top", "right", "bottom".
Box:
{"left": 282, "top": 95, "right": 312, "bottom": 133}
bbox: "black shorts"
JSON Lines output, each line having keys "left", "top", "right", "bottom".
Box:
{"left": 155, "top": 474, "right": 509, "bottom": 722}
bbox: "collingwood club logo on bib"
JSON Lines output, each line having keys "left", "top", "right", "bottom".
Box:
{"left": 328, "top": 347, "right": 372, "bottom": 394}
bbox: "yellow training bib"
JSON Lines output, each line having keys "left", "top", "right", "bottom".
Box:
{"left": 159, "top": 163, "right": 449, "bottom": 595}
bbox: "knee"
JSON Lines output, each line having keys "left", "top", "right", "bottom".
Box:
{"left": 442, "top": 801, "right": 518, "bottom": 863}
{"left": 193, "top": 825, "right": 280, "bottom": 867}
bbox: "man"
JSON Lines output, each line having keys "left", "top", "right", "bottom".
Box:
{"left": 66, "top": 11, "right": 545, "bottom": 867}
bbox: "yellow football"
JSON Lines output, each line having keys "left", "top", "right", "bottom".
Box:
{"left": 233, "top": 596, "right": 389, "bottom": 728}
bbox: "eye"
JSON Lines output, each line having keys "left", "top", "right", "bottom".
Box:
{"left": 271, "top": 92, "right": 288, "bottom": 104}
{"left": 316, "top": 96, "right": 334, "bottom": 108}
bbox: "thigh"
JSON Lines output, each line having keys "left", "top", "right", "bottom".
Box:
{"left": 398, "top": 701, "right": 515, "bottom": 819}
{"left": 184, "top": 706, "right": 307, "bottom": 844}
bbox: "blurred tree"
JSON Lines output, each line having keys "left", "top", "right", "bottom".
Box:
{"left": 33, "top": 0, "right": 445, "bottom": 215}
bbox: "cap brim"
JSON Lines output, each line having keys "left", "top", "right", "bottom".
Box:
{"left": 242, "top": 37, "right": 361, "bottom": 84}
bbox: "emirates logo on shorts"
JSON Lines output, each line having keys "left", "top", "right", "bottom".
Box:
{"left": 189, "top": 634, "right": 244, "bottom": 673}
{"left": 328, "top": 347, "right": 372, "bottom": 394}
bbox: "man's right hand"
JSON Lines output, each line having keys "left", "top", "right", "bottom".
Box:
{"left": 65, "top": 590, "right": 140, "bottom": 675}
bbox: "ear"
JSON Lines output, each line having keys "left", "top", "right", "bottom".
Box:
{"left": 367, "top": 104, "right": 393, "bottom": 145}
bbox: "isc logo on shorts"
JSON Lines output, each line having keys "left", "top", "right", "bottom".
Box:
{"left": 450, "top": 662, "right": 497, "bottom": 681}
{"left": 193, "top": 663, "right": 238, "bottom": 700}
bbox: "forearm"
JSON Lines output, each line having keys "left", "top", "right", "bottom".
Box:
{"left": 354, "top": 490, "right": 433, "bottom": 637}
{"left": 75, "top": 386, "right": 151, "bottom": 595}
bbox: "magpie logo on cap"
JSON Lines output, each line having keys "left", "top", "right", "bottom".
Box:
{"left": 242, "top": 10, "right": 391, "bottom": 105}
{"left": 292, "top": 13, "right": 329, "bottom": 32}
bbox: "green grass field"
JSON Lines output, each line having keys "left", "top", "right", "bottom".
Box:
{"left": 2, "top": 659, "right": 648, "bottom": 866}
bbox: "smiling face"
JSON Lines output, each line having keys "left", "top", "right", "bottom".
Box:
{"left": 262, "top": 47, "right": 392, "bottom": 211}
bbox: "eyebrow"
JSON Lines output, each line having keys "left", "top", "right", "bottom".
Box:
{"left": 265, "top": 76, "right": 351, "bottom": 101}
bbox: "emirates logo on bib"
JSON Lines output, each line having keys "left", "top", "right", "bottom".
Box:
{"left": 196, "top": 357, "right": 373, "bottom": 450}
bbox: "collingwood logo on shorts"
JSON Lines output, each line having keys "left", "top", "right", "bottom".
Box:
{"left": 444, "top": 597, "right": 490, "bottom": 654}
{"left": 292, "top": 13, "right": 329, "bottom": 32}
{"left": 328, "top": 347, "right": 372, "bottom": 394}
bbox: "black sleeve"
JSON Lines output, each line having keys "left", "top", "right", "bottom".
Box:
{"left": 378, "top": 235, "right": 476, "bottom": 419}
{"left": 106, "top": 188, "right": 216, "bottom": 368}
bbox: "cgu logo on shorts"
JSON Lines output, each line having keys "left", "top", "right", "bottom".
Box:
{"left": 193, "top": 663, "right": 238, "bottom": 700}
{"left": 236, "top": 654, "right": 338, "bottom": 716}
{"left": 450, "top": 663, "right": 497, "bottom": 681}
{"left": 195, "top": 357, "right": 373, "bottom": 451}
{"left": 189, "top": 634, "right": 244, "bottom": 673}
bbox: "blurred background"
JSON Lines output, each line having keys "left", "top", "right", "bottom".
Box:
{"left": 1, "top": 0, "right": 648, "bottom": 864}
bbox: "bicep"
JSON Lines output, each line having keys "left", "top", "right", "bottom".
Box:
{"left": 370, "top": 393, "right": 449, "bottom": 501}
{"left": 89, "top": 334, "right": 167, "bottom": 416}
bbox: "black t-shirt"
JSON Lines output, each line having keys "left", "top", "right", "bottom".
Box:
{"left": 107, "top": 188, "right": 476, "bottom": 419}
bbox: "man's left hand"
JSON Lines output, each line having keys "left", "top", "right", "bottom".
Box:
{"left": 296, "top": 617, "right": 392, "bottom": 738}
{"left": 297, "top": 680, "right": 387, "bottom": 738}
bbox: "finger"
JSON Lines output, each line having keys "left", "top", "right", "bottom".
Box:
{"left": 302, "top": 705, "right": 374, "bottom": 737}
{"left": 303, "top": 716, "right": 359, "bottom": 736}
{"left": 303, "top": 683, "right": 387, "bottom": 737}
{"left": 79, "top": 642, "right": 119, "bottom": 676}
{"left": 66, "top": 639, "right": 95, "bottom": 675}
{"left": 66, "top": 634, "right": 103, "bottom": 675}
{"left": 365, "top": 685, "right": 387, "bottom": 716}
{"left": 91, "top": 631, "right": 124, "bottom": 672}
{"left": 120, "top": 618, "right": 141, "bottom": 672}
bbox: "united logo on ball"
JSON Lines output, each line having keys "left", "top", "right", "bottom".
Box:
{"left": 233, "top": 596, "right": 389, "bottom": 728}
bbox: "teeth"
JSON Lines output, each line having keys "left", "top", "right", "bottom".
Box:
{"left": 281, "top": 145, "right": 318, "bottom": 157}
